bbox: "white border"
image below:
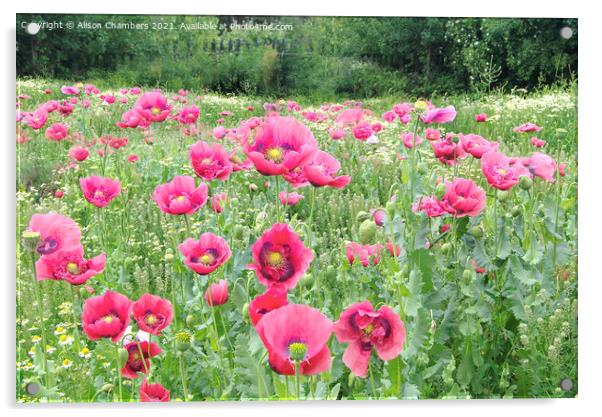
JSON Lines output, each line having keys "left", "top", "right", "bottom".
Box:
{"left": 3, "top": 1, "right": 601, "bottom": 416}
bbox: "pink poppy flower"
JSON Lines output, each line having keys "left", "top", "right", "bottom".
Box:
{"left": 43, "top": 100, "right": 60, "bottom": 112}
{"left": 205, "top": 279, "right": 229, "bottom": 306}
{"left": 117, "top": 109, "right": 150, "bottom": 129}
{"left": 248, "top": 223, "right": 313, "bottom": 291}
{"left": 302, "top": 150, "right": 351, "bottom": 189}
{"left": 140, "top": 380, "right": 170, "bottom": 402}
{"left": 45, "top": 123, "right": 68, "bottom": 141}
{"left": 352, "top": 122, "right": 373, "bottom": 141}
{"left": 401, "top": 132, "right": 423, "bottom": 149}
{"left": 412, "top": 197, "right": 448, "bottom": 217}
{"left": 152, "top": 176, "right": 208, "bottom": 215}
{"left": 24, "top": 107, "right": 48, "bottom": 130}
{"left": 521, "top": 152, "right": 557, "bottom": 182}
{"left": 386, "top": 240, "right": 402, "bottom": 257}
{"left": 210, "top": 192, "right": 227, "bottom": 213}
{"left": 334, "top": 301, "right": 406, "bottom": 377}
{"left": 179, "top": 233, "right": 232, "bottom": 275}
{"left": 442, "top": 178, "right": 486, "bottom": 217}
{"left": 424, "top": 127, "right": 441, "bottom": 141}
{"left": 328, "top": 127, "right": 346, "bottom": 140}
{"left": 61, "top": 85, "right": 80, "bottom": 95}
{"left": 213, "top": 126, "right": 227, "bottom": 140}
{"left": 243, "top": 116, "right": 318, "bottom": 176}
{"left": 27, "top": 213, "right": 82, "bottom": 255}
{"left": 128, "top": 154, "right": 139, "bottom": 163}
{"left": 383, "top": 111, "right": 397, "bottom": 123}
{"left": 134, "top": 92, "right": 171, "bottom": 123}
{"left": 130, "top": 87, "right": 141, "bottom": 95}
{"left": 255, "top": 304, "right": 333, "bottom": 375}
{"left": 35, "top": 246, "right": 106, "bottom": 285}
{"left": 69, "top": 146, "right": 89, "bottom": 162}
{"left": 282, "top": 166, "right": 310, "bottom": 188}
{"left": 559, "top": 163, "right": 567, "bottom": 177}
{"left": 109, "top": 137, "right": 128, "bottom": 149}
{"left": 131, "top": 294, "right": 174, "bottom": 335}
{"left": 279, "top": 191, "right": 304, "bottom": 206}
{"left": 121, "top": 341, "right": 162, "bottom": 379}
{"left": 371, "top": 209, "right": 386, "bottom": 226}
{"left": 420, "top": 105, "right": 456, "bottom": 124}
{"left": 54, "top": 190, "right": 64, "bottom": 199}
{"left": 481, "top": 151, "right": 519, "bottom": 190}
{"left": 513, "top": 122, "right": 542, "bottom": 133}
{"left": 189, "top": 140, "right": 233, "bottom": 181}
{"left": 471, "top": 259, "right": 486, "bottom": 274}
{"left": 530, "top": 137, "right": 546, "bottom": 148}
{"left": 431, "top": 135, "right": 467, "bottom": 165}
{"left": 474, "top": 113, "right": 488, "bottom": 122}
{"left": 249, "top": 287, "right": 288, "bottom": 326}
{"left": 460, "top": 134, "right": 499, "bottom": 159}
{"left": 287, "top": 101, "right": 301, "bottom": 112}
{"left": 346, "top": 243, "right": 383, "bottom": 267}
{"left": 80, "top": 176, "right": 121, "bottom": 208}
{"left": 59, "top": 102, "right": 74, "bottom": 116}
{"left": 336, "top": 108, "right": 369, "bottom": 126}
{"left": 82, "top": 290, "right": 131, "bottom": 342}
{"left": 177, "top": 105, "right": 200, "bottom": 125}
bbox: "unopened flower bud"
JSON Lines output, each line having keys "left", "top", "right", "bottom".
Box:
{"left": 519, "top": 176, "right": 533, "bottom": 190}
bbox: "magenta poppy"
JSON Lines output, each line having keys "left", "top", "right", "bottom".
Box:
{"left": 334, "top": 301, "right": 406, "bottom": 378}
{"left": 177, "top": 105, "right": 200, "bottom": 125}
{"left": 69, "top": 145, "right": 89, "bottom": 162}
{"left": 80, "top": 176, "right": 121, "bottom": 208}
{"left": 401, "top": 132, "right": 423, "bottom": 149}
{"left": 24, "top": 107, "right": 49, "bottom": 130}
{"left": 82, "top": 290, "right": 131, "bottom": 342}
{"left": 431, "top": 135, "right": 467, "bottom": 165}
{"left": 412, "top": 197, "right": 448, "bottom": 218}
{"left": 152, "top": 176, "right": 208, "bottom": 215}
{"left": 247, "top": 223, "right": 313, "bottom": 291}
{"left": 255, "top": 304, "right": 333, "bottom": 375}
{"left": 210, "top": 192, "right": 227, "bottom": 213}
{"left": 27, "top": 213, "right": 81, "bottom": 255}
{"left": 474, "top": 113, "right": 488, "bottom": 122}
{"left": 513, "top": 122, "right": 542, "bottom": 133}
{"left": 131, "top": 294, "right": 174, "bottom": 335}
{"left": 189, "top": 140, "right": 233, "bottom": 181}
{"left": 249, "top": 287, "right": 288, "bottom": 326}
{"left": 140, "top": 380, "right": 170, "bottom": 402}
{"left": 520, "top": 152, "right": 557, "bottom": 182}
{"left": 442, "top": 178, "right": 486, "bottom": 217}
{"left": 420, "top": 105, "right": 456, "bottom": 124}
{"left": 346, "top": 243, "right": 383, "bottom": 267}
{"left": 243, "top": 116, "right": 318, "bottom": 176}
{"left": 133, "top": 92, "right": 171, "bottom": 123}
{"left": 279, "top": 191, "right": 304, "bottom": 206}
{"left": 35, "top": 246, "right": 106, "bottom": 285}
{"left": 481, "top": 151, "right": 519, "bottom": 190}
{"left": 45, "top": 123, "right": 68, "bottom": 141}
{"left": 179, "top": 233, "right": 232, "bottom": 275}
{"left": 460, "top": 134, "right": 499, "bottom": 159}
{"left": 205, "top": 279, "right": 229, "bottom": 306}
{"left": 302, "top": 150, "right": 351, "bottom": 189}
{"left": 117, "top": 109, "right": 150, "bottom": 129}
{"left": 121, "top": 341, "right": 162, "bottom": 379}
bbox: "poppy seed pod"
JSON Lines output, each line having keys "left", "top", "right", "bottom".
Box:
{"left": 519, "top": 176, "right": 533, "bottom": 190}
{"left": 359, "top": 219, "right": 377, "bottom": 244}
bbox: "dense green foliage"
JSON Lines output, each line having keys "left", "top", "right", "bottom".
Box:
{"left": 17, "top": 15, "right": 577, "bottom": 98}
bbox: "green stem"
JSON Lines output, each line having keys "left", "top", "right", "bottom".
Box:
{"left": 29, "top": 251, "right": 49, "bottom": 389}
{"left": 178, "top": 352, "right": 189, "bottom": 401}
{"left": 294, "top": 361, "right": 301, "bottom": 400}
{"left": 368, "top": 361, "right": 377, "bottom": 399}
{"left": 114, "top": 343, "right": 123, "bottom": 402}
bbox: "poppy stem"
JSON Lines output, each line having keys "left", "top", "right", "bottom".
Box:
{"left": 275, "top": 175, "right": 281, "bottom": 222}
{"left": 114, "top": 343, "right": 123, "bottom": 402}
{"left": 29, "top": 250, "right": 49, "bottom": 389}
{"left": 178, "top": 352, "right": 189, "bottom": 401}
{"left": 294, "top": 361, "right": 301, "bottom": 400}
{"left": 368, "top": 361, "right": 377, "bottom": 399}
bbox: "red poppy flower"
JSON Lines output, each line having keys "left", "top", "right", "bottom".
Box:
{"left": 179, "top": 233, "right": 232, "bottom": 275}
{"left": 441, "top": 178, "right": 486, "bottom": 217}
{"left": 132, "top": 294, "right": 174, "bottom": 335}
{"left": 334, "top": 301, "right": 406, "bottom": 377}
{"left": 255, "top": 304, "right": 333, "bottom": 375}
{"left": 205, "top": 279, "right": 229, "bottom": 306}
{"left": 27, "top": 213, "right": 81, "bottom": 256}
{"left": 82, "top": 290, "right": 131, "bottom": 343}
{"left": 79, "top": 176, "right": 121, "bottom": 208}
{"left": 249, "top": 287, "right": 288, "bottom": 326}
{"left": 35, "top": 246, "right": 106, "bottom": 285}
{"left": 248, "top": 223, "right": 313, "bottom": 291}
{"left": 152, "top": 176, "right": 208, "bottom": 216}
{"left": 140, "top": 379, "right": 170, "bottom": 402}
{"left": 134, "top": 92, "right": 171, "bottom": 123}
{"left": 346, "top": 242, "right": 382, "bottom": 267}
{"left": 302, "top": 150, "right": 351, "bottom": 189}
{"left": 121, "top": 341, "right": 162, "bottom": 379}
{"left": 189, "top": 140, "right": 233, "bottom": 181}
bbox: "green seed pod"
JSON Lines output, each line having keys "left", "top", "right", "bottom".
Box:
{"left": 300, "top": 273, "right": 313, "bottom": 287}
{"left": 185, "top": 314, "right": 198, "bottom": 328}
{"left": 175, "top": 331, "right": 192, "bottom": 352}
{"left": 325, "top": 265, "right": 336, "bottom": 281}
{"left": 356, "top": 211, "right": 370, "bottom": 223}
{"left": 21, "top": 230, "right": 41, "bottom": 251}
{"left": 435, "top": 183, "right": 447, "bottom": 199}
{"left": 165, "top": 248, "right": 174, "bottom": 255}
{"left": 348, "top": 372, "right": 355, "bottom": 387}
{"left": 117, "top": 347, "right": 129, "bottom": 368}
{"left": 233, "top": 225, "right": 244, "bottom": 239}
{"left": 470, "top": 226, "right": 483, "bottom": 238}
{"left": 496, "top": 190, "right": 509, "bottom": 202}
{"left": 101, "top": 383, "right": 114, "bottom": 393}
{"left": 417, "top": 162, "right": 428, "bottom": 175}
{"left": 441, "top": 242, "right": 452, "bottom": 253}
{"left": 79, "top": 287, "right": 90, "bottom": 299}
{"left": 241, "top": 302, "right": 249, "bottom": 319}
{"left": 358, "top": 219, "right": 377, "bottom": 244}
{"left": 462, "top": 269, "right": 474, "bottom": 282}
{"left": 511, "top": 205, "right": 521, "bottom": 217}
{"left": 519, "top": 176, "right": 533, "bottom": 190}
{"left": 164, "top": 253, "right": 175, "bottom": 263}
{"left": 451, "top": 135, "right": 460, "bottom": 144}
{"left": 385, "top": 201, "right": 396, "bottom": 218}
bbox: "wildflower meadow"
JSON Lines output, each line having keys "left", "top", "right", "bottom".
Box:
{"left": 15, "top": 15, "right": 578, "bottom": 404}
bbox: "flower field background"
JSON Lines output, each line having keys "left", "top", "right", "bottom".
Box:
{"left": 16, "top": 78, "right": 577, "bottom": 402}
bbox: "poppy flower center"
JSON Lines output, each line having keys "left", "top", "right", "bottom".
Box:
{"left": 102, "top": 315, "right": 114, "bottom": 324}
{"left": 265, "top": 147, "right": 284, "bottom": 163}
{"left": 175, "top": 195, "right": 187, "bottom": 202}
{"left": 288, "top": 342, "right": 307, "bottom": 362}
{"left": 364, "top": 323, "right": 375, "bottom": 335}
{"left": 201, "top": 158, "right": 213, "bottom": 165}
{"left": 266, "top": 251, "right": 284, "bottom": 267}
{"left": 66, "top": 262, "right": 80, "bottom": 274}
{"left": 151, "top": 107, "right": 161, "bottom": 116}
{"left": 94, "top": 190, "right": 105, "bottom": 199}
{"left": 145, "top": 314, "right": 158, "bottom": 325}
{"left": 199, "top": 253, "right": 216, "bottom": 265}
{"left": 498, "top": 168, "right": 508, "bottom": 175}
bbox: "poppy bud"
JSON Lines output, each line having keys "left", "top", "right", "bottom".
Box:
{"left": 164, "top": 253, "right": 174, "bottom": 263}
{"left": 451, "top": 135, "right": 460, "bottom": 144}
{"left": 511, "top": 205, "right": 521, "bottom": 217}
{"left": 430, "top": 319, "right": 437, "bottom": 334}
{"left": 242, "top": 302, "right": 249, "bottom": 318}
{"left": 356, "top": 211, "right": 370, "bottom": 223}
{"left": 79, "top": 287, "right": 89, "bottom": 298}
{"left": 185, "top": 314, "right": 198, "bottom": 327}
{"left": 248, "top": 183, "right": 258, "bottom": 192}
{"left": 414, "top": 100, "right": 428, "bottom": 111}
{"left": 348, "top": 372, "right": 355, "bottom": 387}
{"left": 359, "top": 219, "right": 377, "bottom": 244}
{"left": 101, "top": 383, "right": 114, "bottom": 392}
{"left": 435, "top": 183, "right": 446, "bottom": 199}
{"left": 470, "top": 226, "right": 483, "bottom": 238}
{"left": 385, "top": 201, "right": 396, "bottom": 218}
{"left": 325, "top": 265, "right": 336, "bottom": 281}
{"left": 234, "top": 225, "right": 244, "bottom": 239}
{"left": 462, "top": 269, "right": 474, "bottom": 282}
{"left": 496, "top": 190, "right": 509, "bottom": 202}
{"left": 117, "top": 347, "right": 129, "bottom": 368}
{"left": 417, "top": 162, "right": 428, "bottom": 175}
{"left": 519, "top": 176, "right": 533, "bottom": 190}
{"left": 441, "top": 242, "right": 452, "bottom": 253}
